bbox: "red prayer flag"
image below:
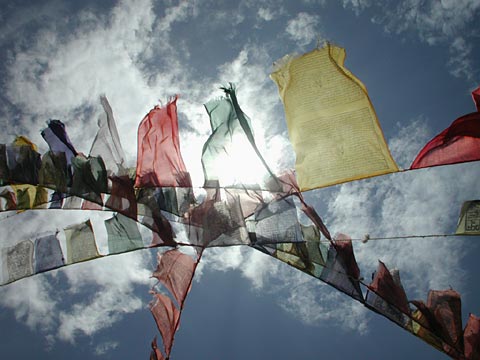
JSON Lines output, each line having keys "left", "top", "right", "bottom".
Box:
{"left": 464, "top": 314, "right": 480, "bottom": 360}
{"left": 152, "top": 250, "right": 196, "bottom": 307}
{"left": 411, "top": 87, "right": 480, "bottom": 169}
{"left": 411, "top": 289, "right": 464, "bottom": 357}
{"left": 150, "top": 292, "right": 180, "bottom": 358}
{"left": 150, "top": 336, "right": 165, "bottom": 360}
{"left": 368, "top": 261, "right": 410, "bottom": 315}
{"left": 135, "top": 96, "right": 192, "bottom": 188}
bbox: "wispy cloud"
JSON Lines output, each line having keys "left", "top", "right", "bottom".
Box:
{"left": 285, "top": 12, "right": 321, "bottom": 47}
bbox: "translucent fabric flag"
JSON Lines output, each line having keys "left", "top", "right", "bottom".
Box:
{"left": 202, "top": 85, "right": 282, "bottom": 191}
{"left": 366, "top": 261, "right": 411, "bottom": 327}
{"left": 12, "top": 185, "right": 48, "bottom": 209}
{"left": 105, "top": 213, "right": 143, "bottom": 254}
{"left": 0, "top": 187, "right": 16, "bottom": 210}
{"left": 152, "top": 250, "right": 196, "bottom": 306}
{"left": 135, "top": 96, "right": 192, "bottom": 188}
{"left": 105, "top": 175, "right": 137, "bottom": 219}
{"left": 1, "top": 240, "right": 34, "bottom": 284}
{"left": 456, "top": 200, "right": 480, "bottom": 235}
{"left": 411, "top": 289, "right": 464, "bottom": 357}
{"left": 71, "top": 155, "right": 107, "bottom": 204}
{"left": 89, "top": 96, "right": 126, "bottom": 176}
{"left": 5, "top": 137, "right": 42, "bottom": 185}
{"left": 39, "top": 151, "right": 68, "bottom": 192}
{"left": 150, "top": 249, "right": 200, "bottom": 359}
{"left": 150, "top": 337, "right": 165, "bottom": 360}
{"left": 41, "top": 120, "right": 77, "bottom": 168}
{"left": 411, "top": 87, "right": 480, "bottom": 169}
{"left": 246, "top": 196, "right": 303, "bottom": 245}
{"left": 0, "top": 145, "right": 9, "bottom": 186}
{"left": 187, "top": 186, "right": 249, "bottom": 247}
{"left": 256, "top": 224, "right": 327, "bottom": 278}
{"left": 150, "top": 292, "right": 180, "bottom": 359}
{"left": 270, "top": 43, "right": 398, "bottom": 190}
{"left": 464, "top": 314, "right": 480, "bottom": 360}
{"left": 320, "top": 234, "right": 363, "bottom": 301}
{"left": 64, "top": 220, "right": 100, "bottom": 264}
{"left": 135, "top": 188, "right": 175, "bottom": 247}
{"left": 34, "top": 233, "right": 64, "bottom": 273}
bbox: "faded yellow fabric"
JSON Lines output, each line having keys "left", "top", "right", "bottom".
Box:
{"left": 271, "top": 43, "right": 399, "bottom": 191}
{"left": 13, "top": 136, "right": 38, "bottom": 152}
{"left": 455, "top": 200, "right": 480, "bottom": 235}
{"left": 65, "top": 220, "right": 100, "bottom": 264}
{"left": 12, "top": 184, "right": 48, "bottom": 209}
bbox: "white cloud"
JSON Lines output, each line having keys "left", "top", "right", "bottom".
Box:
{"left": 448, "top": 36, "right": 475, "bottom": 81}
{"left": 257, "top": 7, "right": 275, "bottom": 21}
{"left": 94, "top": 340, "right": 119, "bottom": 356}
{"left": 285, "top": 12, "right": 321, "bottom": 47}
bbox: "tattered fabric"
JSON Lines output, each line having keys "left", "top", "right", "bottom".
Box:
{"left": 320, "top": 235, "right": 363, "bottom": 301}
{"left": 366, "top": 261, "right": 410, "bottom": 327}
{"left": 152, "top": 250, "right": 196, "bottom": 307}
{"left": 150, "top": 292, "right": 180, "bottom": 359}
{"left": 202, "top": 85, "right": 282, "bottom": 191}
{"left": 411, "top": 87, "right": 480, "bottom": 169}
{"left": 411, "top": 289, "right": 464, "bottom": 357}
{"left": 135, "top": 96, "right": 191, "bottom": 188}
{"left": 89, "top": 96, "right": 126, "bottom": 176}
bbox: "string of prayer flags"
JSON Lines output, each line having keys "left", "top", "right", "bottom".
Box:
{"left": 456, "top": 200, "right": 480, "bottom": 235}
{"left": 411, "top": 87, "right": 480, "bottom": 169}
{"left": 135, "top": 96, "right": 192, "bottom": 188}
{"left": 270, "top": 43, "right": 398, "bottom": 191}
{"left": 411, "top": 290, "right": 465, "bottom": 358}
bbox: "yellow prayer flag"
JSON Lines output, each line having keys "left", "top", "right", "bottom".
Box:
{"left": 271, "top": 43, "right": 398, "bottom": 191}
{"left": 455, "top": 200, "right": 480, "bottom": 235}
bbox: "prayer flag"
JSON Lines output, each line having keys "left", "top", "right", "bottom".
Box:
{"left": 65, "top": 220, "right": 100, "bottom": 264}
{"left": 456, "top": 200, "right": 480, "bottom": 235}
{"left": 271, "top": 44, "right": 398, "bottom": 190}
{"left": 411, "top": 87, "right": 480, "bottom": 169}
{"left": 135, "top": 96, "right": 191, "bottom": 188}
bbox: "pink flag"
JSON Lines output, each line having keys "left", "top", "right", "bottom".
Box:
{"left": 152, "top": 250, "right": 196, "bottom": 307}
{"left": 135, "top": 96, "right": 192, "bottom": 188}
{"left": 150, "top": 292, "right": 180, "bottom": 358}
{"left": 411, "top": 289, "right": 464, "bottom": 357}
{"left": 411, "top": 87, "right": 480, "bottom": 169}
{"left": 150, "top": 336, "right": 165, "bottom": 360}
{"left": 464, "top": 314, "right": 480, "bottom": 360}
{"left": 368, "top": 261, "right": 410, "bottom": 315}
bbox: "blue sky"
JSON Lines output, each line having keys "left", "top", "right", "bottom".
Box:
{"left": 0, "top": 0, "right": 480, "bottom": 359}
